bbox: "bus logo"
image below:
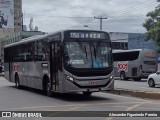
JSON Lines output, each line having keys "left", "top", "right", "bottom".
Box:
{"left": 90, "top": 81, "right": 97, "bottom": 85}
{"left": 117, "top": 62, "right": 128, "bottom": 72}
{"left": 146, "top": 51, "right": 155, "bottom": 58}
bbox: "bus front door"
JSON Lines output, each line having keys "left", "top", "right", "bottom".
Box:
{"left": 50, "top": 42, "right": 59, "bottom": 91}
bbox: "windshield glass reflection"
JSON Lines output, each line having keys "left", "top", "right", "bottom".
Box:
{"left": 64, "top": 40, "right": 112, "bottom": 68}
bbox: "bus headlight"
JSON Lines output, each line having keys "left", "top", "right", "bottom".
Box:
{"left": 109, "top": 76, "right": 114, "bottom": 80}
{"left": 66, "top": 75, "right": 74, "bottom": 82}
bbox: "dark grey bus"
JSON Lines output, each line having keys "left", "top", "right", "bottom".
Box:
{"left": 4, "top": 29, "right": 114, "bottom": 96}
{"left": 113, "top": 49, "right": 157, "bottom": 81}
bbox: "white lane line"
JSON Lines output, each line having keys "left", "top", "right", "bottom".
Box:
{"left": 10, "top": 101, "right": 150, "bottom": 110}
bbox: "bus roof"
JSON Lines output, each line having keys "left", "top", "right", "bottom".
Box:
{"left": 4, "top": 34, "right": 47, "bottom": 48}
{"left": 4, "top": 29, "right": 109, "bottom": 48}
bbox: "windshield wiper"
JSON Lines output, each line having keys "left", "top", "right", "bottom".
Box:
{"left": 93, "top": 45, "right": 96, "bottom": 59}
{"left": 76, "top": 39, "right": 88, "bottom": 60}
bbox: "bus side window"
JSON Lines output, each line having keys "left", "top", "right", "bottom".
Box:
{"left": 35, "top": 40, "right": 49, "bottom": 61}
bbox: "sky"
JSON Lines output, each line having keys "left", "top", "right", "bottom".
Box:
{"left": 22, "top": 0, "right": 158, "bottom": 33}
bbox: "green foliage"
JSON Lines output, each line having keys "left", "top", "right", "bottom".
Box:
{"left": 143, "top": 1, "right": 160, "bottom": 45}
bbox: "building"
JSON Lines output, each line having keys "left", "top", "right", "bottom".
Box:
{"left": 110, "top": 32, "right": 156, "bottom": 50}
{"left": 110, "top": 32, "right": 128, "bottom": 50}
{"left": 0, "top": 0, "right": 22, "bottom": 60}
{"left": 110, "top": 32, "right": 160, "bottom": 59}
{"left": 0, "top": 31, "right": 45, "bottom": 59}
{"left": 128, "top": 33, "right": 156, "bottom": 50}
{"left": 0, "top": 0, "right": 22, "bottom": 39}
{"left": 14, "top": 0, "right": 22, "bottom": 32}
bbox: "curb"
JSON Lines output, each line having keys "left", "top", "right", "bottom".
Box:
{"left": 108, "top": 88, "right": 160, "bottom": 99}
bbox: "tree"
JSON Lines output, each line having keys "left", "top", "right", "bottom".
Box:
{"left": 143, "top": 0, "right": 160, "bottom": 45}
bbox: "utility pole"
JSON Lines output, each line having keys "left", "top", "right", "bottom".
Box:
{"left": 94, "top": 16, "right": 107, "bottom": 30}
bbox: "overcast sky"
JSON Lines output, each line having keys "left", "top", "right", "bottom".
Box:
{"left": 22, "top": 0, "right": 157, "bottom": 33}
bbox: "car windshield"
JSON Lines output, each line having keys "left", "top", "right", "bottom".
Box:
{"left": 64, "top": 40, "right": 112, "bottom": 68}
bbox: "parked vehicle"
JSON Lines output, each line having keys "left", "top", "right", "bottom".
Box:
{"left": 147, "top": 71, "right": 160, "bottom": 87}
{"left": 113, "top": 49, "right": 157, "bottom": 81}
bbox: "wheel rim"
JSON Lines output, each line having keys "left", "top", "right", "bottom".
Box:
{"left": 149, "top": 79, "right": 154, "bottom": 86}
{"left": 46, "top": 83, "right": 51, "bottom": 96}
{"left": 15, "top": 76, "right": 19, "bottom": 87}
{"left": 121, "top": 73, "right": 124, "bottom": 80}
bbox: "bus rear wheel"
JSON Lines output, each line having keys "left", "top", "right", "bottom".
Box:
{"left": 120, "top": 72, "right": 126, "bottom": 80}
{"left": 15, "top": 75, "right": 21, "bottom": 89}
{"left": 83, "top": 92, "right": 92, "bottom": 96}
{"left": 46, "top": 81, "right": 52, "bottom": 97}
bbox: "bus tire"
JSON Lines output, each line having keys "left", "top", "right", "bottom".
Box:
{"left": 120, "top": 72, "right": 126, "bottom": 80}
{"left": 83, "top": 92, "right": 92, "bottom": 96}
{"left": 15, "top": 75, "right": 21, "bottom": 89}
{"left": 148, "top": 78, "right": 155, "bottom": 87}
{"left": 46, "top": 81, "right": 52, "bottom": 97}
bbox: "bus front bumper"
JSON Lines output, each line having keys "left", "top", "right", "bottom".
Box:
{"left": 60, "top": 78, "right": 114, "bottom": 93}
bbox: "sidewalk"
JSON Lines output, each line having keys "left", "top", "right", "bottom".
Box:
{"left": 108, "top": 78, "right": 160, "bottom": 99}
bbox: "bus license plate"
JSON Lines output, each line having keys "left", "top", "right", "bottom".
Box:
{"left": 89, "top": 88, "right": 99, "bottom": 92}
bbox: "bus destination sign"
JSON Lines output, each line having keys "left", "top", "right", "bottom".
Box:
{"left": 65, "top": 31, "right": 108, "bottom": 39}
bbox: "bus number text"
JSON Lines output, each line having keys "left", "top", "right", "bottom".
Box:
{"left": 117, "top": 63, "right": 128, "bottom": 72}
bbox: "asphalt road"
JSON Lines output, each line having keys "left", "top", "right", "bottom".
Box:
{"left": 115, "top": 78, "right": 160, "bottom": 92}
{"left": 0, "top": 77, "right": 160, "bottom": 120}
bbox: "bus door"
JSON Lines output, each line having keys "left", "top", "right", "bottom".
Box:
{"left": 9, "top": 50, "right": 13, "bottom": 82}
{"left": 50, "top": 42, "right": 59, "bottom": 91}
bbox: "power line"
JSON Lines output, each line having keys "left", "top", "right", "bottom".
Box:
{"left": 69, "top": 18, "right": 95, "bottom": 28}
{"left": 23, "top": 14, "right": 93, "bottom": 19}
{"left": 23, "top": 0, "right": 158, "bottom": 32}
{"left": 104, "top": 1, "right": 157, "bottom": 18}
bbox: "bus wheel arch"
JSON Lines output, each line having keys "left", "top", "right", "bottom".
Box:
{"left": 42, "top": 75, "right": 52, "bottom": 97}
{"left": 15, "top": 73, "right": 21, "bottom": 89}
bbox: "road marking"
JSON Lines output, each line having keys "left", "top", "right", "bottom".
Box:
{"left": 112, "top": 105, "right": 129, "bottom": 108}
{"left": 104, "top": 92, "right": 150, "bottom": 102}
{"left": 105, "top": 101, "right": 149, "bottom": 120}
{"left": 10, "top": 104, "right": 88, "bottom": 110}
{"left": 10, "top": 101, "right": 149, "bottom": 110}
{"left": 33, "top": 104, "right": 87, "bottom": 120}
{"left": 106, "top": 117, "right": 113, "bottom": 120}
{"left": 126, "top": 104, "right": 142, "bottom": 111}
{"left": 135, "top": 107, "right": 160, "bottom": 111}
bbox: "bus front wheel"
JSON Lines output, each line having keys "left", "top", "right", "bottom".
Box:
{"left": 83, "top": 92, "right": 92, "bottom": 96}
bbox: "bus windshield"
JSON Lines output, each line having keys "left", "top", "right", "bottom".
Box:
{"left": 64, "top": 40, "right": 112, "bottom": 69}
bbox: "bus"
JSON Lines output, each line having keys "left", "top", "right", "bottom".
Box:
{"left": 113, "top": 49, "right": 157, "bottom": 81}
{"left": 4, "top": 29, "right": 114, "bottom": 96}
